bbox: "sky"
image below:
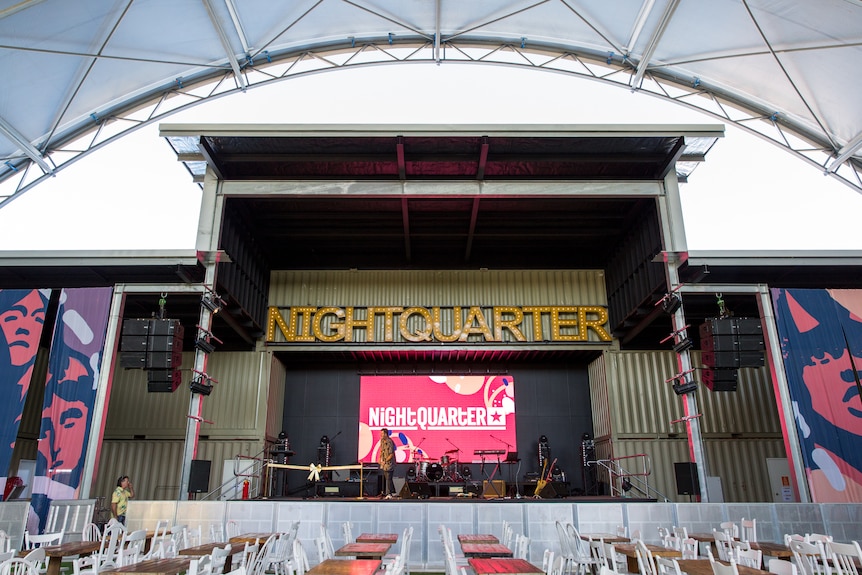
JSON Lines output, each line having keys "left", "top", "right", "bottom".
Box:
{"left": 1, "top": 63, "right": 860, "bottom": 252}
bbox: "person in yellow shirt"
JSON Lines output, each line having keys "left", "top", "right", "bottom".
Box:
{"left": 111, "top": 475, "right": 134, "bottom": 524}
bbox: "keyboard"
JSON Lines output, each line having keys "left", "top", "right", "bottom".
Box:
{"left": 474, "top": 450, "right": 506, "bottom": 455}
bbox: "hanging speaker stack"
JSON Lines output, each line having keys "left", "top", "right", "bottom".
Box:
{"left": 119, "top": 318, "right": 184, "bottom": 392}
{"left": 699, "top": 317, "right": 764, "bottom": 392}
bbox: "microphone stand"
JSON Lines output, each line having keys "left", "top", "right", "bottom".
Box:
{"left": 489, "top": 435, "right": 519, "bottom": 498}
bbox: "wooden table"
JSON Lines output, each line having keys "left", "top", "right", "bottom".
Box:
{"left": 751, "top": 542, "right": 792, "bottom": 559}
{"left": 458, "top": 534, "right": 501, "bottom": 544}
{"left": 678, "top": 559, "right": 771, "bottom": 575}
{"left": 306, "top": 559, "right": 382, "bottom": 575}
{"left": 615, "top": 543, "right": 680, "bottom": 573}
{"left": 355, "top": 533, "right": 399, "bottom": 544}
{"left": 229, "top": 533, "right": 275, "bottom": 546}
{"left": 580, "top": 533, "right": 631, "bottom": 544}
{"left": 178, "top": 542, "right": 234, "bottom": 572}
{"left": 101, "top": 557, "right": 203, "bottom": 575}
{"left": 460, "top": 543, "right": 514, "bottom": 558}
{"left": 334, "top": 542, "right": 392, "bottom": 560}
{"left": 468, "top": 558, "right": 545, "bottom": 575}
{"left": 38, "top": 541, "right": 102, "bottom": 575}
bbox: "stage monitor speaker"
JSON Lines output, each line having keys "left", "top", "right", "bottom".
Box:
{"left": 537, "top": 481, "right": 568, "bottom": 499}
{"left": 189, "top": 459, "right": 211, "bottom": 493}
{"left": 482, "top": 480, "right": 506, "bottom": 498}
{"left": 674, "top": 462, "right": 699, "bottom": 496}
{"left": 399, "top": 482, "right": 432, "bottom": 499}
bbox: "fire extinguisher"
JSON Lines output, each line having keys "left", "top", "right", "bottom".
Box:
{"left": 242, "top": 480, "right": 250, "bottom": 500}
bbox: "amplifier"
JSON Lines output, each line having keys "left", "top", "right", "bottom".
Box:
{"left": 482, "top": 480, "right": 505, "bottom": 498}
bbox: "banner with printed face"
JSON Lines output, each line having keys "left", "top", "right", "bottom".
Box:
{"left": 30, "top": 287, "right": 112, "bottom": 532}
{"left": 0, "top": 289, "right": 51, "bottom": 496}
{"left": 358, "top": 374, "right": 516, "bottom": 465}
{"left": 772, "top": 288, "right": 862, "bottom": 502}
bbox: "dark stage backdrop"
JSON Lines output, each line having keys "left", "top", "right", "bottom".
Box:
{"left": 280, "top": 363, "right": 593, "bottom": 497}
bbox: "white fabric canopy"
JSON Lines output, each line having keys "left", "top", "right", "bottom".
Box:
{"left": 1, "top": 0, "right": 860, "bottom": 205}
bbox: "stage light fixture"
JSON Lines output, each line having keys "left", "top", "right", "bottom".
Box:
{"left": 194, "top": 337, "right": 216, "bottom": 354}
{"left": 673, "top": 337, "right": 694, "bottom": 354}
{"left": 201, "top": 293, "right": 222, "bottom": 314}
{"left": 672, "top": 376, "right": 698, "bottom": 396}
{"left": 662, "top": 293, "right": 682, "bottom": 314}
{"left": 190, "top": 377, "right": 213, "bottom": 396}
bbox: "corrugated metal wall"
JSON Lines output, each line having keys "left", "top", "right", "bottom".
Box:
{"left": 590, "top": 350, "right": 785, "bottom": 502}
{"left": 95, "top": 350, "right": 281, "bottom": 500}
{"left": 271, "top": 270, "right": 608, "bottom": 306}
{"left": 105, "top": 351, "right": 274, "bottom": 440}
{"left": 93, "top": 439, "right": 265, "bottom": 502}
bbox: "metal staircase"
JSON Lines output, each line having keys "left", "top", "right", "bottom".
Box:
{"left": 587, "top": 453, "right": 670, "bottom": 501}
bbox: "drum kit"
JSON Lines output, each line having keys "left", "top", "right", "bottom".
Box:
{"left": 409, "top": 448, "right": 464, "bottom": 482}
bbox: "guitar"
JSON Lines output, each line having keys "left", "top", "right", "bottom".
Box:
{"left": 534, "top": 457, "right": 557, "bottom": 497}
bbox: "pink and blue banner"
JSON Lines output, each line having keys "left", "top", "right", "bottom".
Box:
{"left": 0, "top": 289, "right": 51, "bottom": 496}
{"left": 772, "top": 288, "right": 862, "bottom": 502}
{"left": 358, "top": 374, "right": 516, "bottom": 464}
{"left": 30, "top": 287, "right": 112, "bottom": 532}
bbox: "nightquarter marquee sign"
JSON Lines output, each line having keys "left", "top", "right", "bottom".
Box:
{"left": 266, "top": 305, "right": 612, "bottom": 344}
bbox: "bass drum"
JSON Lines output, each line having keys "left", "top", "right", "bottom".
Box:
{"left": 426, "top": 462, "right": 444, "bottom": 482}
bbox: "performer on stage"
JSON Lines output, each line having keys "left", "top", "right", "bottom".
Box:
{"left": 378, "top": 428, "right": 396, "bottom": 499}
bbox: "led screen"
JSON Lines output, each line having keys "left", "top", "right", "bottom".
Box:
{"left": 358, "top": 374, "right": 516, "bottom": 465}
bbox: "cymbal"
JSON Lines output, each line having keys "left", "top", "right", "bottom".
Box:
{"left": 445, "top": 449, "right": 459, "bottom": 454}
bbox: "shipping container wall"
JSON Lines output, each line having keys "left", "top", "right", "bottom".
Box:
{"left": 106, "top": 351, "right": 273, "bottom": 439}
{"left": 593, "top": 350, "right": 786, "bottom": 502}
{"left": 94, "top": 439, "right": 264, "bottom": 502}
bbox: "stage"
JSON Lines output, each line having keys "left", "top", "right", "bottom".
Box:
{"left": 283, "top": 479, "right": 587, "bottom": 500}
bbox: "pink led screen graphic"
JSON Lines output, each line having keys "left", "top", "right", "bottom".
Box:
{"left": 358, "top": 374, "right": 516, "bottom": 464}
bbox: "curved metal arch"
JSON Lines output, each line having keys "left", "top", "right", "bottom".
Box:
{"left": 2, "top": 37, "right": 860, "bottom": 210}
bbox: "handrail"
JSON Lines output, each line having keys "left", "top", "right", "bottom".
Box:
{"left": 587, "top": 454, "right": 670, "bottom": 502}
{"left": 200, "top": 447, "right": 270, "bottom": 501}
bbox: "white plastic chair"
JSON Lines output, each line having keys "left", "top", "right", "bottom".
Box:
{"left": 118, "top": 530, "right": 147, "bottom": 565}
{"left": 208, "top": 544, "right": 232, "bottom": 575}
{"left": 225, "top": 521, "right": 240, "bottom": 540}
{"left": 740, "top": 519, "right": 757, "bottom": 543}
{"left": 789, "top": 539, "right": 831, "bottom": 575}
{"left": 681, "top": 538, "right": 698, "bottom": 559}
{"left": 542, "top": 549, "right": 556, "bottom": 575}
{"left": 826, "top": 541, "right": 862, "bottom": 575}
{"left": 0, "top": 531, "right": 11, "bottom": 554}
{"left": 383, "top": 526, "right": 413, "bottom": 575}
{"left": 736, "top": 548, "right": 762, "bottom": 569}
{"left": 0, "top": 558, "right": 40, "bottom": 575}
{"left": 711, "top": 559, "right": 740, "bottom": 575}
{"left": 21, "top": 549, "right": 47, "bottom": 575}
{"left": 712, "top": 530, "right": 733, "bottom": 562}
{"left": 635, "top": 540, "right": 658, "bottom": 575}
{"left": 341, "top": 523, "right": 353, "bottom": 544}
{"left": 238, "top": 540, "right": 260, "bottom": 570}
{"left": 514, "top": 534, "right": 530, "bottom": 561}
{"left": 82, "top": 524, "right": 101, "bottom": 542}
{"left": 656, "top": 557, "right": 683, "bottom": 575}
{"left": 565, "top": 524, "right": 601, "bottom": 575}
{"left": 292, "top": 540, "right": 309, "bottom": 575}
{"left": 73, "top": 523, "right": 124, "bottom": 575}
{"left": 24, "top": 531, "right": 64, "bottom": 550}
{"left": 769, "top": 559, "right": 798, "bottom": 575}
{"left": 720, "top": 522, "right": 739, "bottom": 540}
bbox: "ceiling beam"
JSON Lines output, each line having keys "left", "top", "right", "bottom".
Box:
{"left": 826, "top": 130, "right": 862, "bottom": 174}
{"left": 0, "top": 115, "right": 53, "bottom": 174}
{"left": 477, "top": 137, "right": 489, "bottom": 180}
{"left": 202, "top": 0, "right": 248, "bottom": 91}
{"left": 401, "top": 198, "right": 412, "bottom": 262}
{"left": 631, "top": 0, "right": 680, "bottom": 90}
